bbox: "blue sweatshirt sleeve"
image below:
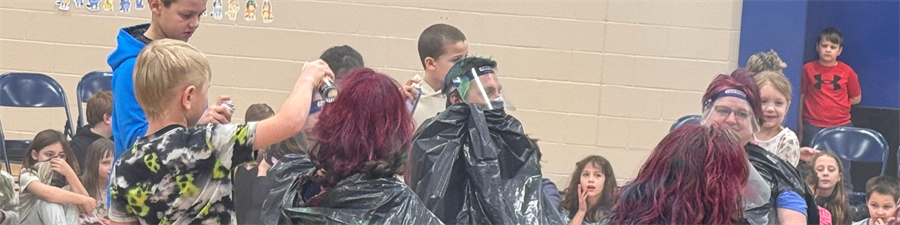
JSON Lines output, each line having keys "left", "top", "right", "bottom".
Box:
{"left": 111, "top": 57, "right": 148, "bottom": 159}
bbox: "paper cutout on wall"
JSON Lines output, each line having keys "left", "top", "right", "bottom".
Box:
{"left": 86, "top": 0, "right": 100, "bottom": 11}
{"left": 119, "top": 0, "right": 130, "bottom": 13}
{"left": 212, "top": 0, "right": 224, "bottom": 20}
{"left": 75, "top": 0, "right": 84, "bottom": 8}
{"left": 262, "top": 0, "right": 273, "bottom": 23}
{"left": 58, "top": 0, "right": 70, "bottom": 10}
{"left": 245, "top": 0, "right": 256, "bottom": 22}
{"left": 135, "top": 0, "right": 144, "bottom": 10}
{"left": 103, "top": 0, "right": 113, "bottom": 11}
{"left": 226, "top": 0, "right": 240, "bottom": 21}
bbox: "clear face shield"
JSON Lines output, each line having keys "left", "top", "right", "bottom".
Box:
{"left": 698, "top": 89, "right": 770, "bottom": 224}
{"left": 455, "top": 66, "right": 515, "bottom": 111}
{"left": 699, "top": 91, "right": 760, "bottom": 144}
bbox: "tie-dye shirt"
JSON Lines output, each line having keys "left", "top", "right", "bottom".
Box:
{"left": 108, "top": 123, "right": 256, "bottom": 225}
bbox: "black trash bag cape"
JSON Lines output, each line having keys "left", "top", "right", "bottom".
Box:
{"left": 744, "top": 144, "right": 820, "bottom": 225}
{"left": 409, "top": 102, "right": 565, "bottom": 224}
{"left": 260, "top": 152, "right": 317, "bottom": 225}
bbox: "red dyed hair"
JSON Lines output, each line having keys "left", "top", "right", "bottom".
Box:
{"left": 610, "top": 124, "right": 748, "bottom": 225}
{"left": 310, "top": 67, "right": 415, "bottom": 187}
{"left": 702, "top": 68, "right": 764, "bottom": 126}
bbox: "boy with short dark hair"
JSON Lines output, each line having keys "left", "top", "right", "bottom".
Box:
{"left": 852, "top": 176, "right": 900, "bottom": 225}
{"left": 107, "top": 39, "right": 332, "bottom": 224}
{"left": 404, "top": 24, "right": 468, "bottom": 126}
{"left": 71, "top": 91, "right": 113, "bottom": 168}
{"left": 799, "top": 27, "right": 862, "bottom": 146}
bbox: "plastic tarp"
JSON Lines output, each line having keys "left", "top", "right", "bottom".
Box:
{"left": 408, "top": 102, "right": 565, "bottom": 224}
{"left": 279, "top": 173, "right": 443, "bottom": 225}
{"left": 744, "top": 144, "right": 820, "bottom": 225}
{"left": 260, "top": 153, "right": 317, "bottom": 225}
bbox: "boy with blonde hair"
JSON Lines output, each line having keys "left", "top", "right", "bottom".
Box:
{"left": 108, "top": 39, "right": 332, "bottom": 225}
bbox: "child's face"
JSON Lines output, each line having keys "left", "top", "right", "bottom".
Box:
{"left": 867, "top": 192, "right": 898, "bottom": 222}
{"left": 817, "top": 38, "right": 843, "bottom": 64}
{"left": 814, "top": 156, "right": 841, "bottom": 191}
{"left": 151, "top": 0, "right": 207, "bottom": 41}
{"left": 579, "top": 163, "right": 605, "bottom": 199}
{"left": 430, "top": 41, "right": 468, "bottom": 81}
{"left": 759, "top": 84, "right": 788, "bottom": 130}
{"left": 31, "top": 142, "right": 65, "bottom": 163}
{"left": 99, "top": 155, "right": 113, "bottom": 180}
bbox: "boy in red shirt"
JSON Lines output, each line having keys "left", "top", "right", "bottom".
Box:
{"left": 799, "top": 27, "right": 862, "bottom": 147}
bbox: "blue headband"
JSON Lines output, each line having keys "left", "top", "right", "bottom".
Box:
{"left": 704, "top": 89, "right": 749, "bottom": 108}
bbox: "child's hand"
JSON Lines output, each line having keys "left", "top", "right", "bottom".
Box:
{"left": 577, "top": 184, "right": 588, "bottom": 213}
{"left": 78, "top": 196, "right": 96, "bottom": 215}
{"left": 198, "top": 96, "right": 233, "bottom": 125}
{"left": 401, "top": 75, "right": 422, "bottom": 103}
{"left": 50, "top": 158, "right": 76, "bottom": 178}
{"left": 799, "top": 147, "right": 820, "bottom": 162}
{"left": 299, "top": 60, "right": 335, "bottom": 88}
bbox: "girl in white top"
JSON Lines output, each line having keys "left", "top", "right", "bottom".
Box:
{"left": 753, "top": 71, "right": 801, "bottom": 166}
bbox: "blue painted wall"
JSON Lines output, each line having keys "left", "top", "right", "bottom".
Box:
{"left": 738, "top": 0, "right": 809, "bottom": 130}
{"left": 739, "top": 0, "right": 900, "bottom": 131}
{"left": 804, "top": 0, "right": 900, "bottom": 109}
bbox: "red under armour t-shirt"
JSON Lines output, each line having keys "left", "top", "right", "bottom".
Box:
{"left": 801, "top": 61, "right": 861, "bottom": 127}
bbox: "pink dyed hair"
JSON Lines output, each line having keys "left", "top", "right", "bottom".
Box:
{"left": 610, "top": 124, "right": 748, "bottom": 224}
{"left": 702, "top": 68, "right": 764, "bottom": 126}
{"left": 310, "top": 67, "right": 415, "bottom": 187}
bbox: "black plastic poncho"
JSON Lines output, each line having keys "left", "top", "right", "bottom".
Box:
{"left": 408, "top": 103, "right": 565, "bottom": 224}
{"left": 260, "top": 153, "right": 318, "bottom": 225}
{"left": 280, "top": 173, "right": 444, "bottom": 225}
{"left": 745, "top": 144, "right": 820, "bottom": 225}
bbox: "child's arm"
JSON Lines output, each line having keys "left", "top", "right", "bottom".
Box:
{"left": 50, "top": 158, "right": 89, "bottom": 197}
{"left": 254, "top": 60, "right": 333, "bottom": 150}
{"left": 798, "top": 66, "right": 809, "bottom": 139}
{"left": 23, "top": 181, "right": 94, "bottom": 206}
{"left": 848, "top": 68, "right": 862, "bottom": 105}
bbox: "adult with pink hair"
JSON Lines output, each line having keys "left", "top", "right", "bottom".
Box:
{"left": 611, "top": 124, "right": 749, "bottom": 224}
{"left": 279, "top": 68, "right": 441, "bottom": 224}
{"left": 700, "top": 69, "right": 819, "bottom": 224}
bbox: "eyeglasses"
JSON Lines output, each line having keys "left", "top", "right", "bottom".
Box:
{"left": 713, "top": 106, "right": 751, "bottom": 120}
{"left": 43, "top": 153, "right": 66, "bottom": 159}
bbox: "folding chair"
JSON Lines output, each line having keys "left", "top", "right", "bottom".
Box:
{"left": 670, "top": 115, "right": 702, "bottom": 131}
{"left": 76, "top": 71, "right": 113, "bottom": 128}
{"left": 809, "top": 126, "right": 889, "bottom": 204}
{"left": 0, "top": 72, "right": 75, "bottom": 173}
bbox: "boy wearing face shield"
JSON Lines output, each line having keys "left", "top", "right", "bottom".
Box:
{"left": 701, "top": 69, "right": 819, "bottom": 225}
{"left": 407, "top": 57, "right": 562, "bottom": 224}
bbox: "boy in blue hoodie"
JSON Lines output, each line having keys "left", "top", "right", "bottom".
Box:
{"left": 108, "top": 0, "right": 230, "bottom": 159}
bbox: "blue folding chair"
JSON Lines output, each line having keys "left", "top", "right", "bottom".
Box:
{"left": 670, "top": 115, "right": 702, "bottom": 131}
{"left": 0, "top": 72, "right": 75, "bottom": 173}
{"left": 76, "top": 71, "right": 113, "bottom": 128}
{"left": 809, "top": 126, "right": 889, "bottom": 204}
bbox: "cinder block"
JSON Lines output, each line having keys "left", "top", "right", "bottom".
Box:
{"left": 599, "top": 85, "right": 662, "bottom": 119}
{"left": 666, "top": 27, "right": 732, "bottom": 61}
{"left": 596, "top": 147, "right": 651, "bottom": 180}
{"left": 601, "top": 54, "right": 634, "bottom": 86}
{"left": 625, "top": 119, "right": 671, "bottom": 150}
{"left": 563, "top": 114, "right": 599, "bottom": 145}
{"left": 604, "top": 23, "right": 669, "bottom": 57}
{"left": 597, "top": 116, "right": 629, "bottom": 148}
{"left": 0, "top": 9, "right": 26, "bottom": 40}
{"left": 660, "top": 91, "right": 703, "bottom": 121}
{"left": 536, "top": 81, "right": 600, "bottom": 115}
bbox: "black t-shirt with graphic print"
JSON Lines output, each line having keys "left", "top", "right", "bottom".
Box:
{"left": 108, "top": 123, "right": 256, "bottom": 224}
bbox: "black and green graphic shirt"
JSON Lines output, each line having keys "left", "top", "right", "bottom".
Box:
{"left": 109, "top": 123, "right": 256, "bottom": 225}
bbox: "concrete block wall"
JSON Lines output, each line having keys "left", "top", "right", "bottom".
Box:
{"left": 0, "top": 0, "right": 743, "bottom": 189}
